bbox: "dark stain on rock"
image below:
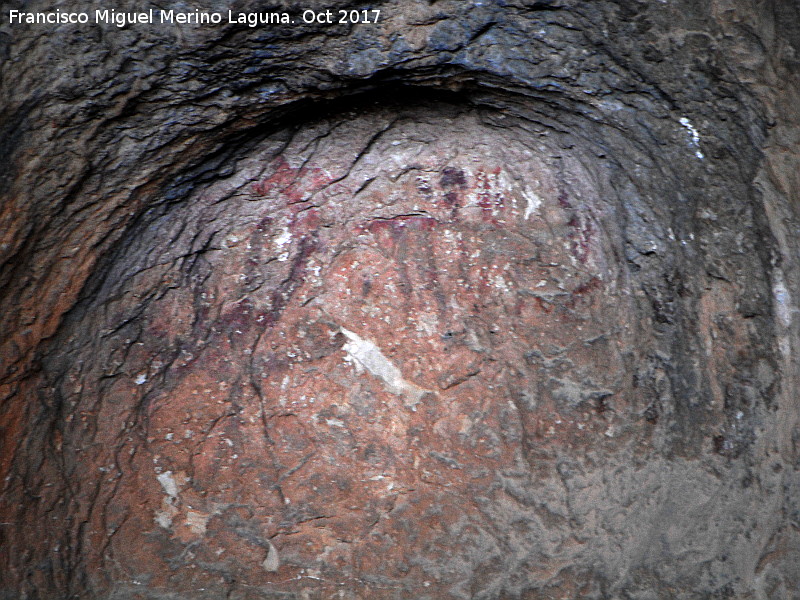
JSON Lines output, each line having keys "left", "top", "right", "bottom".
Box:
{"left": 444, "top": 190, "right": 461, "bottom": 207}
{"left": 644, "top": 404, "right": 659, "bottom": 424}
{"left": 440, "top": 166, "right": 466, "bottom": 188}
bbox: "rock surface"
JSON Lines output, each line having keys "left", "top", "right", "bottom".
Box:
{"left": 1, "top": 1, "right": 799, "bottom": 598}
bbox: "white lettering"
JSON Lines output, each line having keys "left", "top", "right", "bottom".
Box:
{"left": 161, "top": 10, "right": 220, "bottom": 24}
{"left": 8, "top": 10, "right": 90, "bottom": 25}
{"left": 229, "top": 11, "right": 291, "bottom": 27}
{"left": 302, "top": 9, "right": 333, "bottom": 24}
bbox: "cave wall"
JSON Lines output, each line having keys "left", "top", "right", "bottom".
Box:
{"left": 1, "top": 1, "right": 799, "bottom": 598}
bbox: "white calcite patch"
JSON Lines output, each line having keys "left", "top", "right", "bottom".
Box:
{"left": 185, "top": 510, "right": 210, "bottom": 536}
{"left": 154, "top": 470, "right": 181, "bottom": 529}
{"left": 274, "top": 226, "right": 292, "bottom": 261}
{"left": 157, "top": 470, "right": 178, "bottom": 499}
{"left": 262, "top": 541, "right": 280, "bottom": 572}
{"left": 522, "top": 188, "right": 542, "bottom": 220}
{"left": 341, "top": 327, "right": 428, "bottom": 407}
{"left": 679, "top": 117, "right": 704, "bottom": 159}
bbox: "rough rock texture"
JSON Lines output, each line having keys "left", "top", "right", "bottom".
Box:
{"left": 1, "top": 1, "right": 799, "bottom": 598}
